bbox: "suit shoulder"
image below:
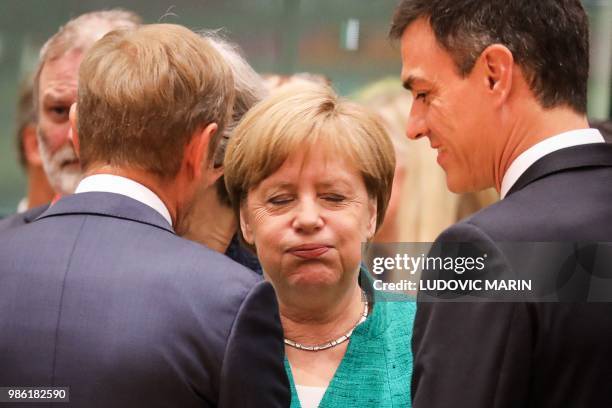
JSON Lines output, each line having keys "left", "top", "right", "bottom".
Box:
{"left": 0, "top": 213, "right": 25, "bottom": 231}
{"left": 447, "top": 197, "right": 531, "bottom": 241}
{"left": 0, "top": 204, "right": 50, "bottom": 232}
{"left": 163, "top": 233, "right": 261, "bottom": 283}
{"left": 127, "top": 230, "right": 264, "bottom": 312}
{"left": 436, "top": 216, "right": 494, "bottom": 243}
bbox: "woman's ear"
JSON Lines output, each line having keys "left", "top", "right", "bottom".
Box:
{"left": 239, "top": 204, "right": 255, "bottom": 245}
{"left": 366, "top": 198, "right": 378, "bottom": 240}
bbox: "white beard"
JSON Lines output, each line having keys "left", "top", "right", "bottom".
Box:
{"left": 38, "top": 130, "right": 82, "bottom": 195}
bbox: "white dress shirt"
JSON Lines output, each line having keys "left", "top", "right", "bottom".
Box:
{"left": 500, "top": 128, "right": 605, "bottom": 199}
{"left": 75, "top": 174, "right": 173, "bottom": 226}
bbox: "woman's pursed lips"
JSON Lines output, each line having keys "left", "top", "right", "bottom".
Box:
{"left": 287, "top": 243, "right": 332, "bottom": 259}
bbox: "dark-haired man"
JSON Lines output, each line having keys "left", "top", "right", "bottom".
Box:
{"left": 390, "top": 0, "right": 612, "bottom": 407}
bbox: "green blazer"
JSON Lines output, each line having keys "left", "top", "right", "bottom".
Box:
{"left": 285, "top": 298, "right": 416, "bottom": 407}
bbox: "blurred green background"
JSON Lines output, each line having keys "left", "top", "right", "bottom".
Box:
{"left": 0, "top": 0, "right": 610, "bottom": 214}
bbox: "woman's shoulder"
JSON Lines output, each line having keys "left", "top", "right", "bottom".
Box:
{"left": 375, "top": 300, "right": 416, "bottom": 334}
{"left": 358, "top": 298, "right": 416, "bottom": 346}
{"left": 377, "top": 298, "right": 417, "bottom": 316}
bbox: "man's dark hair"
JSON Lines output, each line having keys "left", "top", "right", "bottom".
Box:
{"left": 390, "top": 0, "right": 590, "bottom": 114}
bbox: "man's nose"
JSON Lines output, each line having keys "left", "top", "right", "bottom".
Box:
{"left": 292, "top": 198, "right": 323, "bottom": 233}
{"left": 60, "top": 123, "right": 74, "bottom": 146}
{"left": 406, "top": 107, "right": 428, "bottom": 140}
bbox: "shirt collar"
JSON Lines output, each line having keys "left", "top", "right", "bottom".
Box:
{"left": 75, "top": 174, "right": 173, "bottom": 226}
{"left": 16, "top": 197, "right": 28, "bottom": 214}
{"left": 500, "top": 129, "right": 605, "bottom": 199}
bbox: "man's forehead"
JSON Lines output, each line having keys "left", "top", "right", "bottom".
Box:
{"left": 39, "top": 53, "right": 83, "bottom": 105}
{"left": 399, "top": 18, "right": 456, "bottom": 87}
{"left": 400, "top": 19, "right": 438, "bottom": 61}
{"left": 41, "top": 85, "right": 76, "bottom": 102}
{"left": 40, "top": 51, "right": 83, "bottom": 85}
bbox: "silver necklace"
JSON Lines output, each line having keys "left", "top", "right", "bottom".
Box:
{"left": 284, "top": 298, "right": 369, "bottom": 352}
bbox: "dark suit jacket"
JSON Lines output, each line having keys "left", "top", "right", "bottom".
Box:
{"left": 0, "top": 192, "right": 289, "bottom": 407}
{"left": 225, "top": 234, "right": 263, "bottom": 275}
{"left": 412, "top": 143, "right": 612, "bottom": 408}
{"left": 0, "top": 203, "right": 49, "bottom": 230}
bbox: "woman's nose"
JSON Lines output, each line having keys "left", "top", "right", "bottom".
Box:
{"left": 292, "top": 198, "right": 324, "bottom": 233}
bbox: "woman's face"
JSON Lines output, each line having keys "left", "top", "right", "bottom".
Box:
{"left": 241, "top": 147, "right": 377, "bottom": 294}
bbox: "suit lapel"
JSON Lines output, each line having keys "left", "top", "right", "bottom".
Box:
{"left": 22, "top": 204, "right": 50, "bottom": 224}
{"left": 36, "top": 192, "right": 175, "bottom": 234}
{"left": 507, "top": 143, "right": 612, "bottom": 197}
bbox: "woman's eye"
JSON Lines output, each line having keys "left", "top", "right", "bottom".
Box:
{"left": 322, "top": 194, "right": 346, "bottom": 203}
{"left": 268, "top": 195, "right": 293, "bottom": 205}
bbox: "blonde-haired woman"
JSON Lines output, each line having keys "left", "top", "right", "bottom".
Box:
{"left": 225, "top": 83, "right": 415, "bottom": 407}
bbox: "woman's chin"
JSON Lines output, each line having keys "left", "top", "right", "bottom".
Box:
{"left": 285, "top": 267, "right": 341, "bottom": 289}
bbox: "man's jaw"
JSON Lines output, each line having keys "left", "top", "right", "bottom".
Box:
{"left": 39, "top": 142, "right": 83, "bottom": 196}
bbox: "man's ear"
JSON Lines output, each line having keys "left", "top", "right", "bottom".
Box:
{"left": 23, "top": 124, "right": 42, "bottom": 166}
{"left": 366, "top": 198, "right": 378, "bottom": 240}
{"left": 239, "top": 204, "right": 254, "bottom": 245}
{"left": 477, "top": 44, "right": 514, "bottom": 106}
{"left": 185, "top": 123, "right": 218, "bottom": 181}
{"left": 69, "top": 103, "right": 80, "bottom": 158}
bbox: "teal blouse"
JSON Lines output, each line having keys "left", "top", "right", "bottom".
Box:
{"left": 284, "top": 298, "right": 416, "bottom": 407}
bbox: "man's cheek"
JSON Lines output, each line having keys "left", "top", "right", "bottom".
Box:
{"left": 46, "top": 130, "right": 68, "bottom": 151}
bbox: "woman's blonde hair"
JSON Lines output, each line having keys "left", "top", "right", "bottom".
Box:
{"left": 224, "top": 82, "right": 396, "bottom": 233}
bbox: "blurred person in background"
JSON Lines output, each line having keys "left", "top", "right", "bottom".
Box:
{"left": 353, "top": 77, "right": 498, "bottom": 243}
{"left": 35, "top": 10, "right": 142, "bottom": 197}
{"left": 13, "top": 74, "right": 54, "bottom": 213}
{"left": 178, "top": 33, "right": 267, "bottom": 274}
{"left": 0, "top": 23, "right": 289, "bottom": 407}
{"left": 225, "top": 82, "right": 416, "bottom": 408}
{"left": 390, "top": 0, "right": 612, "bottom": 406}
{"left": 0, "top": 10, "right": 142, "bottom": 232}
{"left": 262, "top": 72, "right": 330, "bottom": 93}
{"left": 591, "top": 118, "right": 611, "bottom": 143}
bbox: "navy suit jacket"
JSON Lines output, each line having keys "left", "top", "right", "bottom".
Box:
{"left": 0, "top": 192, "right": 289, "bottom": 407}
{"left": 412, "top": 143, "right": 612, "bottom": 408}
{"left": 0, "top": 203, "right": 49, "bottom": 231}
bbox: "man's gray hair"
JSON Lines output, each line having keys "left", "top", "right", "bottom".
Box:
{"left": 33, "top": 9, "right": 142, "bottom": 117}
{"left": 202, "top": 32, "right": 268, "bottom": 206}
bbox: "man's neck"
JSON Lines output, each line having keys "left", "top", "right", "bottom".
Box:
{"left": 180, "top": 189, "right": 237, "bottom": 252}
{"left": 85, "top": 166, "right": 179, "bottom": 225}
{"left": 494, "top": 104, "right": 589, "bottom": 192}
